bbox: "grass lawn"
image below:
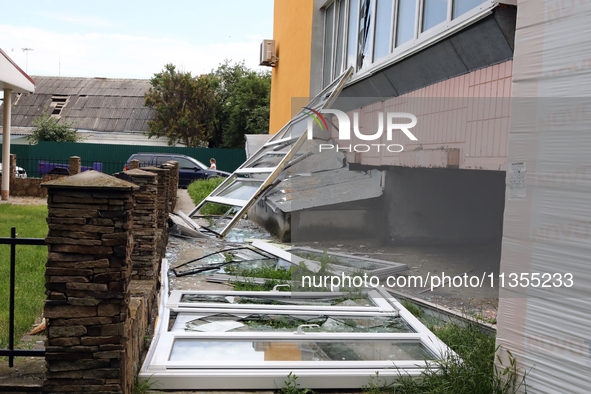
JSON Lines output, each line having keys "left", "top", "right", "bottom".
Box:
{"left": 0, "top": 204, "right": 48, "bottom": 349}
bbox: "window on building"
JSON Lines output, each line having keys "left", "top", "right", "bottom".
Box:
{"left": 321, "top": 0, "right": 498, "bottom": 86}
{"left": 346, "top": 0, "right": 359, "bottom": 70}
{"left": 373, "top": 0, "right": 394, "bottom": 62}
{"left": 396, "top": 0, "right": 418, "bottom": 47}
{"left": 453, "top": 0, "right": 486, "bottom": 19}
{"left": 357, "top": 0, "right": 374, "bottom": 70}
{"left": 422, "top": 0, "right": 448, "bottom": 32}
{"left": 334, "top": 0, "right": 347, "bottom": 77}
{"left": 323, "top": 3, "right": 335, "bottom": 87}
{"left": 50, "top": 95, "right": 69, "bottom": 117}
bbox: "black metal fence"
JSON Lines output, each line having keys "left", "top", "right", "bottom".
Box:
{"left": 0, "top": 228, "right": 46, "bottom": 367}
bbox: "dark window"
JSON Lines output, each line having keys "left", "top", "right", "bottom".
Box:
{"left": 133, "top": 155, "right": 153, "bottom": 167}
{"left": 175, "top": 157, "right": 200, "bottom": 169}
{"left": 153, "top": 155, "right": 173, "bottom": 166}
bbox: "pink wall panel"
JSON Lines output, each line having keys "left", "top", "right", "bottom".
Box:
{"left": 348, "top": 60, "right": 514, "bottom": 171}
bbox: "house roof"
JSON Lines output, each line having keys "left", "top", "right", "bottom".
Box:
{"left": 0, "top": 76, "right": 154, "bottom": 132}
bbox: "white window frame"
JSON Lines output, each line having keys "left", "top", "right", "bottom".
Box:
{"left": 322, "top": 0, "right": 500, "bottom": 86}
{"left": 287, "top": 245, "right": 409, "bottom": 276}
{"left": 140, "top": 260, "right": 454, "bottom": 389}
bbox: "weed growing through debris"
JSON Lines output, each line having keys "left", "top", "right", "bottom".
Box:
{"left": 227, "top": 265, "right": 291, "bottom": 291}
{"left": 187, "top": 177, "right": 229, "bottom": 215}
{"left": 278, "top": 372, "right": 315, "bottom": 394}
{"left": 0, "top": 205, "right": 48, "bottom": 351}
{"left": 232, "top": 279, "right": 290, "bottom": 291}
{"left": 133, "top": 375, "right": 157, "bottom": 394}
{"left": 400, "top": 299, "right": 424, "bottom": 318}
{"left": 358, "top": 322, "right": 526, "bottom": 394}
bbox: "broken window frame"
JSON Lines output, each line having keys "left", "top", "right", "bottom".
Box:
{"left": 187, "top": 67, "right": 354, "bottom": 237}
{"left": 172, "top": 247, "right": 276, "bottom": 277}
{"left": 168, "top": 289, "right": 394, "bottom": 312}
{"left": 140, "top": 260, "right": 453, "bottom": 389}
{"left": 287, "top": 246, "right": 409, "bottom": 276}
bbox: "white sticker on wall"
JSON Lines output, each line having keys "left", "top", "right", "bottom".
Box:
{"left": 508, "top": 162, "right": 527, "bottom": 201}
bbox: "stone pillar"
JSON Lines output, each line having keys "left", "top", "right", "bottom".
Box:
{"left": 115, "top": 169, "right": 158, "bottom": 281}
{"left": 69, "top": 156, "right": 81, "bottom": 176}
{"left": 129, "top": 159, "right": 140, "bottom": 170}
{"left": 42, "top": 171, "right": 138, "bottom": 394}
{"left": 142, "top": 166, "right": 170, "bottom": 261}
{"left": 10, "top": 153, "right": 17, "bottom": 179}
{"left": 2, "top": 88, "right": 12, "bottom": 200}
{"left": 162, "top": 161, "right": 179, "bottom": 211}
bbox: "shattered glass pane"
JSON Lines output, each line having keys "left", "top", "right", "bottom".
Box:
{"left": 218, "top": 180, "right": 263, "bottom": 200}
{"left": 247, "top": 153, "right": 288, "bottom": 168}
{"left": 180, "top": 293, "right": 376, "bottom": 307}
{"left": 169, "top": 339, "right": 434, "bottom": 362}
{"left": 289, "top": 248, "right": 384, "bottom": 270}
{"left": 172, "top": 312, "right": 413, "bottom": 333}
{"left": 173, "top": 248, "right": 275, "bottom": 276}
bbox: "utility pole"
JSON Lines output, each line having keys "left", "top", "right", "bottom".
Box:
{"left": 21, "top": 48, "right": 33, "bottom": 73}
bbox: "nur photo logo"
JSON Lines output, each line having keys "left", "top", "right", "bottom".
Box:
{"left": 304, "top": 108, "right": 419, "bottom": 153}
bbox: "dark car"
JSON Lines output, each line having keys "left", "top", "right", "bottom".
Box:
{"left": 124, "top": 153, "right": 230, "bottom": 188}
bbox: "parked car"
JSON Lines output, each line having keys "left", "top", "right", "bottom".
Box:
{"left": 124, "top": 153, "right": 230, "bottom": 188}
{"left": 0, "top": 163, "right": 27, "bottom": 178}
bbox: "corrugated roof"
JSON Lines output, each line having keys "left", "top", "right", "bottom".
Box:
{"left": 0, "top": 76, "right": 155, "bottom": 132}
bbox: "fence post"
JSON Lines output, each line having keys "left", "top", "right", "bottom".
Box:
{"left": 128, "top": 159, "right": 140, "bottom": 170}
{"left": 10, "top": 153, "right": 17, "bottom": 179}
{"left": 142, "top": 166, "right": 171, "bottom": 260}
{"left": 69, "top": 156, "right": 81, "bottom": 176}
{"left": 42, "top": 171, "right": 138, "bottom": 394}
{"left": 116, "top": 169, "right": 158, "bottom": 282}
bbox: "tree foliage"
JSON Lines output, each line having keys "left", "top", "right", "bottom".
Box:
{"left": 209, "top": 61, "right": 271, "bottom": 149}
{"left": 145, "top": 61, "right": 271, "bottom": 150}
{"left": 27, "top": 111, "right": 81, "bottom": 144}
{"left": 144, "top": 64, "right": 216, "bottom": 147}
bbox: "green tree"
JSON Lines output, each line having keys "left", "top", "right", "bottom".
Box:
{"left": 27, "top": 111, "right": 80, "bottom": 144}
{"left": 209, "top": 60, "right": 271, "bottom": 149}
{"left": 144, "top": 64, "right": 216, "bottom": 147}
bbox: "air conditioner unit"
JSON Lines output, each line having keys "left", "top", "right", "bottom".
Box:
{"left": 259, "top": 39, "right": 277, "bottom": 67}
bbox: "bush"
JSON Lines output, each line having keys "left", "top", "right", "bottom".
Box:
{"left": 27, "top": 111, "right": 82, "bottom": 144}
{"left": 187, "top": 177, "right": 230, "bottom": 215}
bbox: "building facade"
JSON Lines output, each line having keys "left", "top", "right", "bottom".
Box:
{"left": 268, "top": 1, "right": 591, "bottom": 393}
{"left": 269, "top": 0, "right": 516, "bottom": 245}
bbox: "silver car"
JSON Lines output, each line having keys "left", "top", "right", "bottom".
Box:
{"left": 0, "top": 163, "right": 27, "bottom": 178}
